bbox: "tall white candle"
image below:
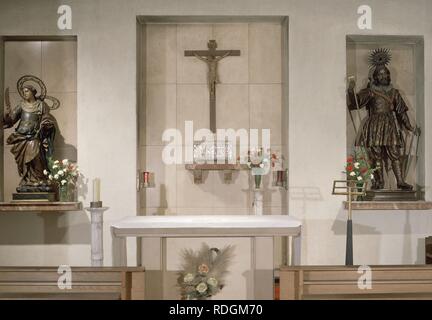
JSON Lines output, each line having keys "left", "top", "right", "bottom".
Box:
{"left": 93, "top": 178, "right": 100, "bottom": 202}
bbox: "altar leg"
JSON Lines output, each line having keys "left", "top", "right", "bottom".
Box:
{"left": 291, "top": 235, "right": 302, "bottom": 266}
{"left": 252, "top": 237, "right": 274, "bottom": 300}
{"left": 160, "top": 237, "right": 169, "bottom": 300}
{"left": 111, "top": 227, "right": 127, "bottom": 266}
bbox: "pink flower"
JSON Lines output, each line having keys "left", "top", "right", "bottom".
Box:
{"left": 198, "top": 264, "right": 209, "bottom": 274}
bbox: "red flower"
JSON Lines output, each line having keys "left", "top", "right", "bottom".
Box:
{"left": 346, "top": 165, "right": 354, "bottom": 172}
{"left": 347, "top": 156, "right": 354, "bottom": 162}
{"left": 360, "top": 168, "right": 368, "bottom": 174}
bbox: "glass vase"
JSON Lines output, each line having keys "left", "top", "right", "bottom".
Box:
{"left": 254, "top": 175, "right": 262, "bottom": 189}
{"left": 356, "top": 182, "right": 365, "bottom": 201}
{"left": 59, "top": 184, "right": 70, "bottom": 202}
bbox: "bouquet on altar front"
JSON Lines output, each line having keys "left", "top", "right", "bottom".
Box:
{"left": 177, "top": 243, "right": 235, "bottom": 300}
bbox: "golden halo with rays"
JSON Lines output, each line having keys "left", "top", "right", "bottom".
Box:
{"left": 368, "top": 48, "right": 392, "bottom": 68}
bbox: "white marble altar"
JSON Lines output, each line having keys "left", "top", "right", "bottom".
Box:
{"left": 111, "top": 215, "right": 301, "bottom": 299}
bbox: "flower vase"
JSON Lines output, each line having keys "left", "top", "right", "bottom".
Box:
{"left": 356, "top": 182, "right": 365, "bottom": 201}
{"left": 254, "top": 175, "right": 262, "bottom": 189}
{"left": 59, "top": 184, "right": 70, "bottom": 202}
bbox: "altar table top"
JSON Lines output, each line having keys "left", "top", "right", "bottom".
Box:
{"left": 111, "top": 215, "right": 301, "bottom": 238}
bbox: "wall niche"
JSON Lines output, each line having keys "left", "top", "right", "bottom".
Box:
{"left": 136, "top": 16, "right": 289, "bottom": 299}
{"left": 1, "top": 36, "right": 77, "bottom": 202}
{"left": 346, "top": 35, "right": 424, "bottom": 198}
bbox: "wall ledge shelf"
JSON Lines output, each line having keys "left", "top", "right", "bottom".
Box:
{"left": 0, "top": 202, "right": 83, "bottom": 212}
{"left": 343, "top": 201, "right": 432, "bottom": 211}
{"left": 185, "top": 164, "right": 247, "bottom": 170}
{"left": 185, "top": 164, "right": 248, "bottom": 183}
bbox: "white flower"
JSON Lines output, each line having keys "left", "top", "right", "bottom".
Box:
{"left": 61, "top": 179, "right": 67, "bottom": 185}
{"left": 350, "top": 171, "right": 356, "bottom": 176}
{"left": 54, "top": 160, "right": 60, "bottom": 164}
{"left": 54, "top": 174, "right": 59, "bottom": 180}
{"left": 62, "top": 159, "right": 69, "bottom": 165}
{"left": 43, "top": 170, "right": 48, "bottom": 175}
{"left": 370, "top": 174, "right": 374, "bottom": 180}
{"left": 207, "top": 277, "right": 218, "bottom": 287}
{"left": 183, "top": 273, "right": 194, "bottom": 283}
{"left": 259, "top": 163, "right": 264, "bottom": 168}
{"left": 52, "top": 164, "right": 58, "bottom": 169}
{"left": 354, "top": 162, "right": 360, "bottom": 169}
{"left": 58, "top": 170, "right": 64, "bottom": 176}
{"left": 357, "top": 176, "right": 363, "bottom": 181}
{"left": 48, "top": 175, "right": 53, "bottom": 180}
{"left": 196, "top": 282, "right": 208, "bottom": 294}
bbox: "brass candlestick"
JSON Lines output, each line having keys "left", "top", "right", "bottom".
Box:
{"left": 332, "top": 180, "right": 367, "bottom": 266}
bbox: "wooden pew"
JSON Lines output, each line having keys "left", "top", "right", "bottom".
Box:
{"left": 280, "top": 265, "right": 432, "bottom": 300}
{"left": 0, "top": 267, "right": 145, "bottom": 300}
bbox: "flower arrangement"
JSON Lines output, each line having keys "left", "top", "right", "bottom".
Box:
{"left": 177, "top": 243, "right": 235, "bottom": 300}
{"left": 245, "top": 147, "right": 270, "bottom": 170}
{"left": 45, "top": 158, "right": 80, "bottom": 186}
{"left": 44, "top": 158, "right": 81, "bottom": 201}
{"left": 270, "top": 150, "right": 284, "bottom": 171}
{"left": 345, "top": 149, "right": 374, "bottom": 182}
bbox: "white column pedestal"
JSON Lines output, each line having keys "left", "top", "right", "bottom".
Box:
{"left": 85, "top": 207, "right": 109, "bottom": 267}
{"left": 253, "top": 190, "right": 264, "bottom": 215}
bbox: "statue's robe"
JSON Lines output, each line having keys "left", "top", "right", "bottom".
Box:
{"left": 348, "top": 85, "right": 412, "bottom": 161}
{"left": 3, "top": 100, "right": 55, "bottom": 186}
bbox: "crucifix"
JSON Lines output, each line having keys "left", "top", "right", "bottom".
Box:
{"left": 185, "top": 40, "right": 240, "bottom": 133}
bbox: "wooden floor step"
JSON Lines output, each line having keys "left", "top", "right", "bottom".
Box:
{"left": 0, "top": 267, "right": 145, "bottom": 300}
{"left": 280, "top": 265, "right": 432, "bottom": 300}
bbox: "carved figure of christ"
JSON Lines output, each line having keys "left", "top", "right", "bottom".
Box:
{"left": 185, "top": 40, "right": 240, "bottom": 133}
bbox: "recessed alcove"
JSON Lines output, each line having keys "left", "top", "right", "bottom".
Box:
{"left": 1, "top": 36, "right": 78, "bottom": 202}
{"left": 346, "top": 35, "right": 425, "bottom": 197}
{"left": 0, "top": 36, "right": 86, "bottom": 259}
{"left": 136, "top": 15, "right": 289, "bottom": 299}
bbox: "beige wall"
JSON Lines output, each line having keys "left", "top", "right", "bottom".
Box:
{"left": 140, "top": 22, "right": 285, "bottom": 215}
{"left": 0, "top": 0, "right": 431, "bottom": 272}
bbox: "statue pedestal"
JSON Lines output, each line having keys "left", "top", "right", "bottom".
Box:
{"left": 12, "top": 192, "right": 56, "bottom": 202}
{"left": 365, "top": 189, "right": 418, "bottom": 201}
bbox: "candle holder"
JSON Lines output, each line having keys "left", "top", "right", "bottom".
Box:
{"left": 138, "top": 171, "right": 155, "bottom": 190}
{"left": 332, "top": 180, "right": 367, "bottom": 266}
{"left": 272, "top": 169, "right": 288, "bottom": 189}
{"left": 85, "top": 204, "right": 109, "bottom": 266}
{"left": 90, "top": 201, "right": 103, "bottom": 208}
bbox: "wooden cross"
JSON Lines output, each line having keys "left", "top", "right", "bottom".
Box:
{"left": 185, "top": 40, "right": 240, "bottom": 133}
